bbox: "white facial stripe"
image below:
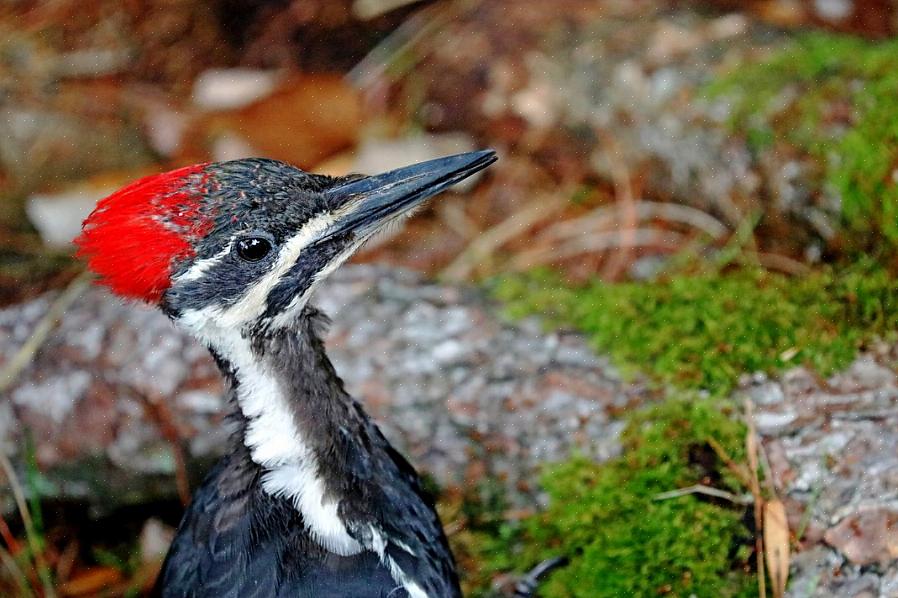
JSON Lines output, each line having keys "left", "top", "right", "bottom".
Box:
{"left": 267, "top": 202, "right": 427, "bottom": 329}
{"left": 215, "top": 212, "right": 336, "bottom": 328}
{"left": 174, "top": 242, "right": 232, "bottom": 283}
{"left": 269, "top": 236, "right": 367, "bottom": 329}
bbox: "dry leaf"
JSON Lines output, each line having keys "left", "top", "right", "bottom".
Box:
{"left": 186, "top": 74, "right": 363, "bottom": 169}
{"left": 764, "top": 499, "right": 790, "bottom": 598}
{"left": 59, "top": 566, "right": 123, "bottom": 596}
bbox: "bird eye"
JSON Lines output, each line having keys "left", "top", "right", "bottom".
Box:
{"left": 235, "top": 237, "right": 272, "bottom": 262}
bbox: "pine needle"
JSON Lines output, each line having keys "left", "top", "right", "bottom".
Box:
{"left": 0, "top": 451, "right": 56, "bottom": 597}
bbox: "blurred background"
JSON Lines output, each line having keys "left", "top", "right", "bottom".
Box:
{"left": 4, "top": 0, "right": 898, "bottom": 596}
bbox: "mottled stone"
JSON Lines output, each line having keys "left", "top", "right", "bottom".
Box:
{"left": 0, "top": 265, "right": 641, "bottom": 507}
{"left": 743, "top": 351, "right": 898, "bottom": 594}
{"left": 824, "top": 506, "right": 898, "bottom": 566}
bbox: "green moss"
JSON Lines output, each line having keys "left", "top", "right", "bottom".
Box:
{"left": 465, "top": 397, "right": 756, "bottom": 597}
{"left": 492, "top": 261, "right": 898, "bottom": 395}
{"left": 705, "top": 32, "right": 898, "bottom": 247}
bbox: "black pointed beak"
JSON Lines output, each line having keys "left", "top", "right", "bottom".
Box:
{"left": 321, "top": 150, "right": 497, "bottom": 240}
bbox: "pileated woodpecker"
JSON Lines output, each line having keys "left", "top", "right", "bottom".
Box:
{"left": 76, "top": 151, "right": 497, "bottom": 597}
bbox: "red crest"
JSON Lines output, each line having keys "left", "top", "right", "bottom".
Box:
{"left": 75, "top": 164, "right": 212, "bottom": 302}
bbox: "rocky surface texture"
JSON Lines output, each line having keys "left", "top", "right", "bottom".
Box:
{"left": 742, "top": 353, "right": 898, "bottom": 597}
{"left": 0, "top": 265, "right": 641, "bottom": 508}
{"left": 5, "top": 265, "right": 898, "bottom": 594}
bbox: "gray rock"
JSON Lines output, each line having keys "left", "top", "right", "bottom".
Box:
{"left": 0, "top": 265, "right": 640, "bottom": 508}
{"left": 744, "top": 353, "right": 898, "bottom": 594}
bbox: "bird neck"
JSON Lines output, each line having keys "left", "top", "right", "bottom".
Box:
{"left": 206, "top": 308, "right": 376, "bottom": 556}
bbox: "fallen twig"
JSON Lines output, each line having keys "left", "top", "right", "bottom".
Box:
{"left": 0, "top": 514, "right": 19, "bottom": 554}
{"left": 745, "top": 400, "right": 767, "bottom": 598}
{"left": 513, "top": 556, "right": 569, "bottom": 598}
{"left": 136, "top": 393, "right": 193, "bottom": 507}
{"left": 707, "top": 437, "right": 752, "bottom": 488}
{"left": 510, "top": 228, "right": 684, "bottom": 271}
{"left": 347, "top": 2, "right": 453, "bottom": 88}
{"left": 0, "top": 270, "right": 92, "bottom": 394}
{"left": 536, "top": 200, "right": 728, "bottom": 244}
{"left": 0, "top": 451, "right": 55, "bottom": 597}
{"left": 752, "top": 252, "right": 810, "bottom": 276}
{"left": 653, "top": 484, "right": 753, "bottom": 505}
{"left": 713, "top": 211, "right": 761, "bottom": 272}
{"left": 0, "top": 543, "right": 33, "bottom": 598}
{"left": 353, "top": 0, "right": 427, "bottom": 20}
{"left": 442, "top": 192, "right": 568, "bottom": 281}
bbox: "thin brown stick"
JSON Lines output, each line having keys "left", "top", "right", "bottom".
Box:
{"left": 707, "top": 437, "right": 752, "bottom": 488}
{"left": 0, "top": 514, "right": 20, "bottom": 554}
{"left": 758, "top": 439, "right": 778, "bottom": 497}
{"left": 0, "top": 543, "right": 33, "bottom": 598}
{"left": 753, "top": 252, "right": 810, "bottom": 276}
{"left": 0, "top": 452, "right": 55, "bottom": 597}
{"left": 0, "top": 271, "right": 92, "bottom": 394}
{"left": 347, "top": 2, "right": 454, "bottom": 87}
{"left": 536, "top": 200, "right": 728, "bottom": 244}
{"left": 353, "top": 0, "right": 427, "bottom": 19}
{"left": 441, "top": 192, "right": 568, "bottom": 281}
{"left": 745, "top": 400, "right": 767, "bottom": 598}
{"left": 510, "top": 228, "right": 684, "bottom": 271}
{"left": 137, "top": 394, "right": 192, "bottom": 506}
{"left": 653, "top": 484, "right": 753, "bottom": 505}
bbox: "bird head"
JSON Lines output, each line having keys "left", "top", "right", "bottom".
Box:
{"left": 76, "top": 151, "right": 496, "bottom": 337}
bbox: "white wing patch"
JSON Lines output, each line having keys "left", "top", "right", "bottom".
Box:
{"left": 368, "top": 525, "right": 428, "bottom": 598}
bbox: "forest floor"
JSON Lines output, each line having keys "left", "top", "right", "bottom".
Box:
{"left": 5, "top": 0, "right": 898, "bottom": 596}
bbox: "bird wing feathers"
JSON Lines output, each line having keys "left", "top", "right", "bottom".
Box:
{"left": 156, "top": 451, "right": 409, "bottom": 598}
{"left": 341, "top": 424, "right": 462, "bottom": 598}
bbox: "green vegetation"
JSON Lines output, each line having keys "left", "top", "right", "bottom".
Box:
{"left": 705, "top": 32, "right": 898, "bottom": 247}
{"left": 470, "top": 34, "right": 898, "bottom": 593}
{"left": 485, "top": 255, "right": 898, "bottom": 593}
{"left": 462, "top": 398, "right": 756, "bottom": 597}
{"left": 493, "top": 260, "right": 898, "bottom": 395}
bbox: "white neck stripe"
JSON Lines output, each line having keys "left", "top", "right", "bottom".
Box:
{"left": 176, "top": 314, "right": 363, "bottom": 556}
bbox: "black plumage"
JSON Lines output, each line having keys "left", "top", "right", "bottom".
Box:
{"left": 156, "top": 310, "right": 460, "bottom": 597}
{"left": 79, "top": 151, "right": 498, "bottom": 596}
{"left": 157, "top": 446, "right": 410, "bottom": 598}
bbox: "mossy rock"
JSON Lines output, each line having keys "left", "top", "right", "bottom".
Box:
{"left": 706, "top": 32, "right": 898, "bottom": 251}
{"left": 492, "top": 260, "right": 898, "bottom": 395}
{"left": 460, "top": 397, "right": 757, "bottom": 597}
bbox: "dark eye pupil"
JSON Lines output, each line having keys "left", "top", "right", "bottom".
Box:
{"left": 236, "top": 238, "right": 271, "bottom": 261}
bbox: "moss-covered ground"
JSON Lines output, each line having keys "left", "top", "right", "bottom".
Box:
{"left": 458, "top": 257, "right": 898, "bottom": 595}
{"left": 492, "top": 260, "right": 898, "bottom": 396}
{"left": 705, "top": 32, "right": 898, "bottom": 248}
{"left": 453, "top": 398, "right": 756, "bottom": 597}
